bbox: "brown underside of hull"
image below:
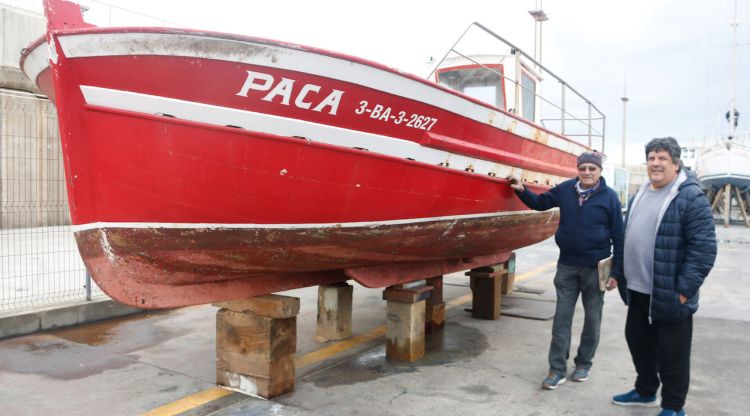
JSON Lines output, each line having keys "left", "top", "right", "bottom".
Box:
{"left": 75, "top": 211, "right": 559, "bottom": 308}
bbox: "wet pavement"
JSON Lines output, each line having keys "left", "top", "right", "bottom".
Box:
{"left": 0, "top": 226, "right": 748, "bottom": 415}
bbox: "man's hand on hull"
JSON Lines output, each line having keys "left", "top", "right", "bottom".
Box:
{"left": 506, "top": 175, "right": 525, "bottom": 192}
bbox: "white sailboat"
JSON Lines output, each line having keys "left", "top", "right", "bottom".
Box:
{"left": 695, "top": 0, "right": 750, "bottom": 226}
{"left": 697, "top": 134, "right": 750, "bottom": 191}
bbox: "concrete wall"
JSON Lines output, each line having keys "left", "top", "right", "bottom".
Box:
{"left": 1, "top": 4, "right": 45, "bottom": 93}
{"left": 0, "top": 93, "right": 69, "bottom": 228}
{"left": 1, "top": 5, "right": 69, "bottom": 229}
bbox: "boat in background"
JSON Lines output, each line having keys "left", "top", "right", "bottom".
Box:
{"left": 20, "top": 0, "right": 605, "bottom": 308}
{"left": 695, "top": 0, "right": 750, "bottom": 226}
{"left": 696, "top": 134, "right": 750, "bottom": 192}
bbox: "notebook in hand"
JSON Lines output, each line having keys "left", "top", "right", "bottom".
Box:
{"left": 598, "top": 255, "right": 613, "bottom": 292}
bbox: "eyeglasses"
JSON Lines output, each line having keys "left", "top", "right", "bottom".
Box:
{"left": 577, "top": 166, "right": 599, "bottom": 172}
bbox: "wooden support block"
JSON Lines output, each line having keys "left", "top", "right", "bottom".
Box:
{"left": 386, "top": 300, "right": 425, "bottom": 361}
{"left": 217, "top": 356, "right": 294, "bottom": 399}
{"left": 214, "top": 294, "right": 300, "bottom": 318}
{"left": 469, "top": 272, "right": 502, "bottom": 320}
{"left": 216, "top": 310, "right": 297, "bottom": 360}
{"left": 426, "top": 276, "right": 444, "bottom": 304}
{"left": 733, "top": 186, "right": 750, "bottom": 227}
{"left": 425, "top": 276, "right": 445, "bottom": 333}
{"left": 501, "top": 253, "right": 516, "bottom": 295}
{"left": 316, "top": 282, "right": 353, "bottom": 342}
{"left": 425, "top": 301, "right": 446, "bottom": 334}
{"left": 215, "top": 294, "right": 299, "bottom": 398}
{"left": 465, "top": 269, "right": 506, "bottom": 278}
{"left": 470, "top": 263, "right": 507, "bottom": 274}
{"left": 382, "top": 285, "right": 432, "bottom": 303}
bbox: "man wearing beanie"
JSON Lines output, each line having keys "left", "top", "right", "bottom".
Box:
{"left": 506, "top": 151, "right": 624, "bottom": 391}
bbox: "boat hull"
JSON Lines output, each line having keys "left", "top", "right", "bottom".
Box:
{"left": 696, "top": 143, "right": 750, "bottom": 191}
{"left": 76, "top": 210, "right": 558, "bottom": 308}
{"left": 20, "top": 0, "right": 584, "bottom": 307}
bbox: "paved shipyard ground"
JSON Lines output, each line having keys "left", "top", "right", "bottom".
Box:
{"left": 0, "top": 226, "right": 748, "bottom": 416}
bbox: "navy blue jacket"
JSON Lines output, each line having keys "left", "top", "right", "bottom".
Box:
{"left": 615, "top": 171, "right": 717, "bottom": 323}
{"left": 516, "top": 177, "right": 624, "bottom": 275}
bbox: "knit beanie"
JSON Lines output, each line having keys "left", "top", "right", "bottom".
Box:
{"left": 577, "top": 151, "right": 603, "bottom": 168}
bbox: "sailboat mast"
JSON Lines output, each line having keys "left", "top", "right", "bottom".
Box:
{"left": 730, "top": 0, "right": 739, "bottom": 138}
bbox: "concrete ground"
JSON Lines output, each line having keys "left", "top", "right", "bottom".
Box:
{"left": 0, "top": 226, "right": 748, "bottom": 416}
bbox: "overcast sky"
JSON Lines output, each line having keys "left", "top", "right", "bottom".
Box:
{"left": 58, "top": 0, "right": 750, "bottom": 165}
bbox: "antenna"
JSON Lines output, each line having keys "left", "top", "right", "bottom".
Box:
{"left": 528, "top": 0, "right": 549, "bottom": 64}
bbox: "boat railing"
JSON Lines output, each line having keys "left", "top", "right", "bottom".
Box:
{"left": 428, "top": 22, "right": 606, "bottom": 152}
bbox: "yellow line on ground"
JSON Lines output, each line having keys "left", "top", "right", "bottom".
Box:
{"left": 514, "top": 260, "right": 557, "bottom": 282}
{"left": 141, "top": 259, "right": 558, "bottom": 415}
{"left": 141, "top": 387, "right": 233, "bottom": 416}
{"left": 294, "top": 325, "right": 386, "bottom": 368}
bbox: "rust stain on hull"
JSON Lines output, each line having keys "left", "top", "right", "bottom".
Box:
{"left": 76, "top": 211, "right": 559, "bottom": 308}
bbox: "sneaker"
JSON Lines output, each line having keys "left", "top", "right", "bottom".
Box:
{"left": 571, "top": 367, "right": 589, "bottom": 382}
{"left": 611, "top": 389, "right": 659, "bottom": 407}
{"left": 657, "top": 409, "right": 686, "bottom": 416}
{"left": 541, "top": 372, "right": 566, "bottom": 390}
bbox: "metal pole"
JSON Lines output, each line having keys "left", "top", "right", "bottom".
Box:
{"left": 587, "top": 103, "right": 592, "bottom": 148}
{"left": 560, "top": 83, "right": 566, "bottom": 134}
{"left": 514, "top": 53, "right": 521, "bottom": 115}
{"left": 620, "top": 99, "right": 628, "bottom": 166}
{"left": 602, "top": 115, "right": 607, "bottom": 154}
{"left": 729, "top": 0, "right": 739, "bottom": 138}
{"left": 528, "top": 1, "right": 548, "bottom": 65}
{"left": 533, "top": 19, "right": 538, "bottom": 61}
{"left": 724, "top": 183, "right": 732, "bottom": 227}
{"left": 539, "top": 15, "right": 543, "bottom": 65}
{"left": 425, "top": 23, "right": 475, "bottom": 79}
{"left": 85, "top": 270, "right": 92, "bottom": 301}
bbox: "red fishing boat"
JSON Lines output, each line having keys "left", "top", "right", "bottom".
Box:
{"left": 21, "top": 0, "right": 604, "bottom": 308}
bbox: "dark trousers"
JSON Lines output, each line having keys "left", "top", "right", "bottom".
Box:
{"left": 625, "top": 290, "right": 692, "bottom": 411}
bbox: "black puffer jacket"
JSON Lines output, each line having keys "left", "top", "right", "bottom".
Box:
{"left": 616, "top": 171, "right": 717, "bottom": 322}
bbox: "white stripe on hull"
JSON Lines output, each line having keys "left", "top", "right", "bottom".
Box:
{"left": 71, "top": 208, "right": 554, "bottom": 232}
{"left": 80, "top": 85, "right": 568, "bottom": 185}
{"left": 25, "top": 31, "right": 588, "bottom": 155}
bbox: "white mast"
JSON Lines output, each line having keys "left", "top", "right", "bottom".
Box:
{"left": 621, "top": 75, "right": 629, "bottom": 167}
{"left": 729, "top": 0, "right": 739, "bottom": 140}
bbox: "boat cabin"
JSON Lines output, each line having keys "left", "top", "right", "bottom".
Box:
{"left": 435, "top": 54, "right": 543, "bottom": 123}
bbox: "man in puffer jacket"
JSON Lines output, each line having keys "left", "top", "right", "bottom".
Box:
{"left": 611, "top": 137, "right": 716, "bottom": 416}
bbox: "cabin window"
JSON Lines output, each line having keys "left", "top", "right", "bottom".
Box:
{"left": 437, "top": 65, "right": 506, "bottom": 109}
{"left": 521, "top": 72, "right": 536, "bottom": 121}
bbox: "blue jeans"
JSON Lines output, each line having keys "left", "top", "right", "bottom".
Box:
{"left": 548, "top": 264, "right": 604, "bottom": 375}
